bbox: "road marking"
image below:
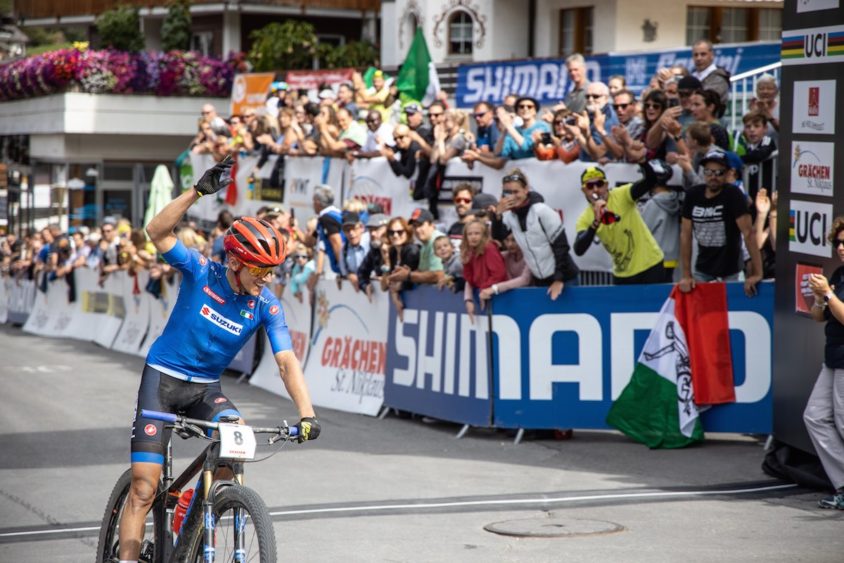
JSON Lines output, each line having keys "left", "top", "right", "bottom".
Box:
{"left": 0, "top": 483, "right": 798, "bottom": 540}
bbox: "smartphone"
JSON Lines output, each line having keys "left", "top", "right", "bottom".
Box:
{"left": 565, "top": 116, "right": 577, "bottom": 126}
{"left": 667, "top": 98, "right": 680, "bottom": 108}
{"left": 541, "top": 132, "right": 552, "bottom": 145}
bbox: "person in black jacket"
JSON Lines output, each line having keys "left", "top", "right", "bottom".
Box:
{"left": 380, "top": 124, "right": 420, "bottom": 179}
{"left": 355, "top": 213, "right": 389, "bottom": 299}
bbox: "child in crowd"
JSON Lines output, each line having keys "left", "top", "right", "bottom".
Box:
{"left": 478, "top": 231, "right": 533, "bottom": 300}
{"left": 434, "top": 235, "right": 464, "bottom": 293}
{"left": 288, "top": 243, "right": 315, "bottom": 303}
{"left": 733, "top": 110, "right": 777, "bottom": 204}
{"left": 461, "top": 219, "right": 508, "bottom": 323}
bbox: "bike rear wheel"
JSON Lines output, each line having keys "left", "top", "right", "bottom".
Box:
{"left": 185, "top": 485, "right": 277, "bottom": 562}
{"left": 96, "top": 468, "right": 167, "bottom": 563}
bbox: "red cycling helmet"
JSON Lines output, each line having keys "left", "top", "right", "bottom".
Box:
{"left": 223, "top": 217, "right": 287, "bottom": 266}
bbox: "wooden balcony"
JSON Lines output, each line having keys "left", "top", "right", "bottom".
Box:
{"left": 17, "top": 0, "right": 381, "bottom": 20}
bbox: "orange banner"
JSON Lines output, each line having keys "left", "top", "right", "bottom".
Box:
{"left": 230, "top": 73, "right": 275, "bottom": 116}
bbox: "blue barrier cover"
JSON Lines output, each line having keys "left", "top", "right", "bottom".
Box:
{"left": 490, "top": 282, "right": 773, "bottom": 433}
{"left": 456, "top": 42, "right": 780, "bottom": 107}
{"left": 385, "top": 286, "right": 493, "bottom": 426}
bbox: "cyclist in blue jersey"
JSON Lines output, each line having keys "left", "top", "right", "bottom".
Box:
{"left": 118, "top": 158, "right": 320, "bottom": 562}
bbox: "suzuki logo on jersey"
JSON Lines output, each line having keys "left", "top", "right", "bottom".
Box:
{"left": 203, "top": 286, "right": 226, "bottom": 304}
{"left": 200, "top": 304, "right": 244, "bottom": 335}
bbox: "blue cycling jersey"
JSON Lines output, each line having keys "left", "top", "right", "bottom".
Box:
{"left": 146, "top": 240, "right": 292, "bottom": 381}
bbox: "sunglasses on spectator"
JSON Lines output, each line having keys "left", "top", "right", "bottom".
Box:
{"left": 394, "top": 134, "right": 407, "bottom": 140}
{"left": 429, "top": 112, "right": 443, "bottom": 118}
{"left": 454, "top": 196, "right": 472, "bottom": 204}
{"left": 553, "top": 119, "right": 566, "bottom": 125}
{"left": 644, "top": 102, "right": 663, "bottom": 110}
{"left": 246, "top": 265, "right": 274, "bottom": 277}
{"left": 201, "top": 110, "right": 213, "bottom": 115}
{"left": 293, "top": 254, "right": 308, "bottom": 260}
{"left": 516, "top": 104, "right": 536, "bottom": 110}
{"left": 388, "top": 229, "right": 405, "bottom": 237}
{"left": 584, "top": 180, "right": 606, "bottom": 189}
{"left": 702, "top": 168, "right": 727, "bottom": 177}
{"left": 835, "top": 239, "right": 844, "bottom": 248}
{"left": 613, "top": 103, "right": 630, "bottom": 110}
{"left": 585, "top": 94, "right": 603, "bottom": 99}
{"left": 502, "top": 174, "right": 526, "bottom": 184}
{"left": 473, "top": 112, "right": 489, "bottom": 119}
{"left": 678, "top": 90, "right": 693, "bottom": 97}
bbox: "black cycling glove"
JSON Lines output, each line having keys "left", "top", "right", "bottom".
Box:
{"left": 297, "top": 417, "right": 321, "bottom": 443}
{"left": 195, "top": 156, "right": 234, "bottom": 196}
{"left": 640, "top": 158, "right": 673, "bottom": 187}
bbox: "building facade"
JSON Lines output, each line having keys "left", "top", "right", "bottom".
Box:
{"left": 381, "top": 0, "right": 783, "bottom": 67}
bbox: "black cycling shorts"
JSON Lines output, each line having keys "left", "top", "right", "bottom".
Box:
{"left": 130, "top": 364, "right": 241, "bottom": 465}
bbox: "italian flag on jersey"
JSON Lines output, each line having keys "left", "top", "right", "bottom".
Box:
{"left": 607, "top": 284, "right": 735, "bottom": 448}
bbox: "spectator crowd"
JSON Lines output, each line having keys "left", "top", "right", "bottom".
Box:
{"left": 1, "top": 40, "right": 779, "bottom": 318}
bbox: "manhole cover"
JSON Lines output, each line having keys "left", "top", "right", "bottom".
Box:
{"left": 484, "top": 515, "right": 624, "bottom": 538}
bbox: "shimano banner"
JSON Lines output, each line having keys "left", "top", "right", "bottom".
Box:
{"left": 456, "top": 41, "right": 779, "bottom": 107}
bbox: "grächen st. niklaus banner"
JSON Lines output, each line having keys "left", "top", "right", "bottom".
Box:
{"left": 606, "top": 283, "right": 735, "bottom": 448}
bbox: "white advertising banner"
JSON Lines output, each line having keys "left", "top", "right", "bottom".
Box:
{"left": 111, "top": 271, "right": 152, "bottom": 356}
{"left": 792, "top": 80, "right": 837, "bottom": 135}
{"left": 0, "top": 277, "right": 7, "bottom": 324}
{"left": 283, "top": 156, "right": 347, "bottom": 217}
{"left": 790, "top": 141, "right": 834, "bottom": 197}
{"left": 346, "top": 157, "right": 420, "bottom": 220}
{"left": 92, "top": 273, "right": 125, "bottom": 349}
{"left": 139, "top": 275, "right": 180, "bottom": 358}
{"left": 789, "top": 199, "right": 833, "bottom": 258}
{"left": 303, "top": 280, "right": 388, "bottom": 416}
{"left": 248, "top": 289, "right": 313, "bottom": 400}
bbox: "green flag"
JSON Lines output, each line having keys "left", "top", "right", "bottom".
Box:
{"left": 396, "top": 28, "right": 440, "bottom": 106}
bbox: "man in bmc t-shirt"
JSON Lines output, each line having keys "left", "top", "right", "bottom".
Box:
{"left": 679, "top": 150, "right": 762, "bottom": 297}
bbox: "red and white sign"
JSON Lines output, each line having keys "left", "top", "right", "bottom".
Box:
{"left": 144, "top": 423, "right": 157, "bottom": 436}
{"left": 285, "top": 68, "right": 355, "bottom": 90}
{"left": 793, "top": 80, "right": 836, "bottom": 135}
{"left": 795, "top": 263, "right": 824, "bottom": 314}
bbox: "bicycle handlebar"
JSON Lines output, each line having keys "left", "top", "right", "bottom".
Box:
{"left": 141, "top": 409, "right": 299, "bottom": 439}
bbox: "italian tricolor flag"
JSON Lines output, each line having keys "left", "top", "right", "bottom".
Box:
{"left": 607, "top": 284, "right": 735, "bottom": 449}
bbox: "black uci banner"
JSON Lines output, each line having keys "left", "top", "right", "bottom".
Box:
{"left": 774, "top": 0, "right": 844, "bottom": 452}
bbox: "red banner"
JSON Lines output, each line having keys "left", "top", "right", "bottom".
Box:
{"left": 285, "top": 68, "right": 355, "bottom": 90}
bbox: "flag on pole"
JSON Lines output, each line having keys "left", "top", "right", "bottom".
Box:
{"left": 606, "top": 284, "right": 734, "bottom": 448}
{"left": 396, "top": 28, "right": 441, "bottom": 106}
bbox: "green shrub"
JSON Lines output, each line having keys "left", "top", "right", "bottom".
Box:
{"left": 96, "top": 5, "right": 144, "bottom": 52}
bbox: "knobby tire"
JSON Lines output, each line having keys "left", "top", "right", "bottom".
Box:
{"left": 184, "top": 485, "right": 277, "bottom": 562}
{"left": 95, "top": 468, "right": 167, "bottom": 563}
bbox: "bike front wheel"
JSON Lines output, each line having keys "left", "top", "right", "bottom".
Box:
{"left": 186, "top": 485, "right": 277, "bottom": 562}
{"left": 95, "top": 468, "right": 167, "bottom": 563}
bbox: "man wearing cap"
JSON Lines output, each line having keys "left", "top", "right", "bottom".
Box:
{"left": 389, "top": 208, "right": 444, "bottom": 285}
{"left": 341, "top": 211, "right": 371, "bottom": 290}
{"left": 472, "top": 101, "right": 500, "bottom": 152}
{"left": 318, "top": 88, "right": 336, "bottom": 107}
{"left": 676, "top": 75, "right": 702, "bottom": 130}
{"left": 679, "top": 150, "right": 762, "bottom": 297}
{"left": 574, "top": 162, "right": 671, "bottom": 284}
{"left": 355, "top": 214, "right": 389, "bottom": 296}
{"left": 381, "top": 123, "right": 421, "bottom": 179}
{"left": 354, "top": 69, "right": 391, "bottom": 122}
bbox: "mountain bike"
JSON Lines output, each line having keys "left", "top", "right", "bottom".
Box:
{"left": 96, "top": 409, "right": 299, "bottom": 562}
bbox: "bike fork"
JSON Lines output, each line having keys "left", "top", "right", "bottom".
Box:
{"left": 203, "top": 499, "right": 215, "bottom": 563}
{"left": 234, "top": 506, "right": 246, "bottom": 563}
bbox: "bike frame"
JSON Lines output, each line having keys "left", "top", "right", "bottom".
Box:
{"left": 157, "top": 429, "right": 247, "bottom": 562}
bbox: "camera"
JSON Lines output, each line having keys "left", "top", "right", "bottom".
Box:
{"left": 667, "top": 98, "right": 680, "bottom": 108}
{"left": 541, "top": 132, "right": 552, "bottom": 145}
{"left": 564, "top": 116, "right": 577, "bottom": 126}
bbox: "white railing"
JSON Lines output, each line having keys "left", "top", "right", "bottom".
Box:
{"left": 729, "top": 61, "right": 782, "bottom": 131}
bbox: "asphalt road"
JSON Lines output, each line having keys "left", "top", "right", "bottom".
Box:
{"left": 0, "top": 323, "right": 842, "bottom": 562}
